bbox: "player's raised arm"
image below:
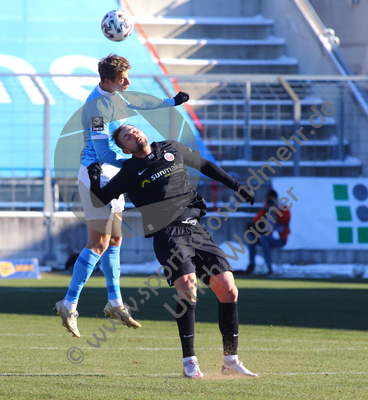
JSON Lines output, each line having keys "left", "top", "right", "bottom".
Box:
{"left": 122, "top": 91, "right": 190, "bottom": 109}
{"left": 88, "top": 162, "right": 128, "bottom": 207}
{"left": 172, "top": 141, "right": 255, "bottom": 205}
{"left": 199, "top": 158, "right": 255, "bottom": 205}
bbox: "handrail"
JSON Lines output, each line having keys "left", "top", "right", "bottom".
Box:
{"left": 3, "top": 72, "right": 368, "bottom": 81}
{"left": 120, "top": 0, "right": 206, "bottom": 139}
{"left": 278, "top": 77, "right": 301, "bottom": 175}
{"left": 278, "top": 77, "right": 301, "bottom": 123}
{"left": 294, "top": 0, "right": 368, "bottom": 120}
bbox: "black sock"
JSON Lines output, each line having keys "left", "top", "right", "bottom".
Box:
{"left": 218, "top": 301, "right": 239, "bottom": 356}
{"left": 175, "top": 300, "right": 196, "bottom": 358}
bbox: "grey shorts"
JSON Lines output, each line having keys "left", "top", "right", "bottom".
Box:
{"left": 78, "top": 164, "right": 125, "bottom": 221}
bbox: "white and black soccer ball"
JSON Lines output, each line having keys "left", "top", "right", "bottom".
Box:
{"left": 101, "top": 10, "right": 134, "bottom": 42}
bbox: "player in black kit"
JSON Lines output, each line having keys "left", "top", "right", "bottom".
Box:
{"left": 88, "top": 124, "right": 258, "bottom": 379}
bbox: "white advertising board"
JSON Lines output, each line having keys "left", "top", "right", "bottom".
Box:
{"left": 272, "top": 178, "right": 368, "bottom": 249}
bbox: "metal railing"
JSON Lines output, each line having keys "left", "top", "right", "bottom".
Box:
{"left": 0, "top": 73, "right": 368, "bottom": 211}
{"left": 295, "top": 0, "right": 368, "bottom": 117}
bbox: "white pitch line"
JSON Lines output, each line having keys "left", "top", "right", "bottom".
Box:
{"left": 0, "top": 333, "right": 186, "bottom": 339}
{"left": 1, "top": 347, "right": 182, "bottom": 351}
{"left": 240, "top": 339, "right": 368, "bottom": 344}
{"left": 0, "top": 372, "right": 182, "bottom": 377}
{"left": 2, "top": 346, "right": 368, "bottom": 352}
{"left": 2, "top": 334, "right": 367, "bottom": 345}
{"left": 0, "top": 372, "right": 367, "bottom": 377}
{"left": 265, "top": 372, "right": 368, "bottom": 376}
{"left": 0, "top": 333, "right": 66, "bottom": 337}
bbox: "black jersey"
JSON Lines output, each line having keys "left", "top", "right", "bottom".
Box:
{"left": 89, "top": 140, "right": 247, "bottom": 236}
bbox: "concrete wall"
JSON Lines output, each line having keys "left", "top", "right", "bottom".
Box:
{"left": 1, "top": 213, "right": 367, "bottom": 266}
{"left": 124, "top": 0, "right": 260, "bottom": 17}
{"left": 0, "top": 213, "right": 154, "bottom": 266}
{"left": 0, "top": 214, "right": 87, "bottom": 265}
{"left": 310, "top": 0, "right": 368, "bottom": 75}
{"left": 260, "top": 0, "right": 340, "bottom": 75}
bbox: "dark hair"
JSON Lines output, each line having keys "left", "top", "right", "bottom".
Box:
{"left": 267, "top": 189, "right": 278, "bottom": 199}
{"left": 112, "top": 124, "right": 136, "bottom": 149}
{"left": 98, "top": 54, "right": 131, "bottom": 82}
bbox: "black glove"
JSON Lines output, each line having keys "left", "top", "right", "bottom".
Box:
{"left": 236, "top": 183, "right": 255, "bottom": 206}
{"left": 87, "top": 162, "right": 102, "bottom": 182}
{"left": 173, "top": 91, "right": 189, "bottom": 106}
{"left": 247, "top": 188, "right": 255, "bottom": 206}
{"left": 87, "top": 162, "right": 103, "bottom": 207}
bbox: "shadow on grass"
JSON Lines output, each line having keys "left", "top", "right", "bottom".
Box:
{"left": 0, "top": 272, "right": 367, "bottom": 331}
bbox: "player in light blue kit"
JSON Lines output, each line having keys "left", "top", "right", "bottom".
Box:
{"left": 54, "top": 54, "right": 189, "bottom": 337}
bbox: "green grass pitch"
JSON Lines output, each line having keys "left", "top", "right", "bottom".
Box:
{"left": 0, "top": 272, "right": 367, "bottom": 399}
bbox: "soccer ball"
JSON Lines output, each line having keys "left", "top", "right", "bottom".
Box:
{"left": 101, "top": 10, "right": 134, "bottom": 42}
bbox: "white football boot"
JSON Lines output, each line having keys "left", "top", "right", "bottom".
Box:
{"left": 222, "top": 361, "right": 258, "bottom": 377}
{"left": 183, "top": 359, "right": 204, "bottom": 379}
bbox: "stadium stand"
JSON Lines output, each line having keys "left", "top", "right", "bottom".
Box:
{"left": 131, "top": 0, "right": 366, "bottom": 179}
{"left": 0, "top": 0, "right": 209, "bottom": 210}
{"left": 1, "top": 0, "right": 368, "bottom": 265}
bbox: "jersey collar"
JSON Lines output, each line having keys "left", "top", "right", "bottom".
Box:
{"left": 131, "top": 143, "right": 157, "bottom": 163}
{"left": 96, "top": 84, "right": 114, "bottom": 97}
{"left": 152, "top": 141, "right": 162, "bottom": 159}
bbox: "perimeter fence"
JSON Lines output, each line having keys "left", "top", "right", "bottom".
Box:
{"left": 1, "top": 73, "right": 367, "bottom": 212}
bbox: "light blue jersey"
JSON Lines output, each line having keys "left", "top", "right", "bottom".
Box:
{"left": 81, "top": 84, "right": 174, "bottom": 168}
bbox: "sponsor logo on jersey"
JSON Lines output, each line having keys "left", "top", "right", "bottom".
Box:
{"left": 164, "top": 152, "right": 175, "bottom": 162}
{"left": 151, "top": 163, "right": 184, "bottom": 182}
{"left": 91, "top": 116, "right": 104, "bottom": 131}
{"left": 141, "top": 179, "right": 151, "bottom": 188}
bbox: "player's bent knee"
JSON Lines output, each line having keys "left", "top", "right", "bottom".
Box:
{"left": 86, "top": 234, "right": 111, "bottom": 256}
{"left": 231, "top": 285, "right": 239, "bottom": 302}
{"left": 173, "top": 274, "right": 198, "bottom": 302}
{"left": 224, "top": 291, "right": 238, "bottom": 303}
{"left": 88, "top": 242, "right": 109, "bottom": 256}
{"left": 176, "top": 282, "right": 197, "bottom": 299}
{"left": 216, "top": 285, "right": 238, "bottom": 303}
{"left": 109, "top": 236, "right": 122, "bottom": 247}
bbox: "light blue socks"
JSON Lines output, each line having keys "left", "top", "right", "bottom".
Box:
{"left": 101, "top": 246, "right": 123, "bottom": 304}
{"left": 65, "top": 248, "right": 100, "bottom": 304}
